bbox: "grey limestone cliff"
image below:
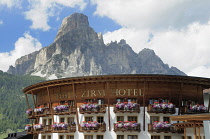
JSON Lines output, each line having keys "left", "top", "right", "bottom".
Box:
{"left": 7, "top": 13, "right": 186, "bottom": 79}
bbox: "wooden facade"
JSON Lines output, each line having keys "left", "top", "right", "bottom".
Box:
{"left": 23, "top": 74, "right": 210, "bottom": 138}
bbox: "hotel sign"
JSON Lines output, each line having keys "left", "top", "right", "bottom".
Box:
{"left": 81, "top": 89, "right": 143, "bottom": 97}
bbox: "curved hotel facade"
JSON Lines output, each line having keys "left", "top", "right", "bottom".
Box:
{"left": 24, "top": 74, "right": 210, "bottom": 139}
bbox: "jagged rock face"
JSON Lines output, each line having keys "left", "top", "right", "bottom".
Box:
{"left": 7, "top": 13, "right": 186, "bottom": 79}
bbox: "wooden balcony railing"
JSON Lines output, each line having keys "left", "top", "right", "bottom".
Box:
{"left": 113, "top": 123, "right": 141, "bottom": 132}
{"left": 53, "top": 106, "right": 76, "bottom": 115}
{"left": 113, "top": 104, "right": 140, "bottom": 113}
{"left": 148, "top": 124, "right": 184, "bottom": 133}
{"left": 180, "top": 106, "right": 209, "bottom": 114}
{"left": 147, "top": 104, "right": 176, "bottom": 114}
{"left": 52, "top": 124, "right": 76, "bottom": 133}
{"left": 79, "top": 104, "right": 106, "bottom": 114}
{"left": 26, "top": 124, "right": 76, "bottom": 134}
{"left": 79, "top": 123, "right": 106, "bottom": 132}
{"left": 34, "top": 108, "right": 51, "bottom": 117}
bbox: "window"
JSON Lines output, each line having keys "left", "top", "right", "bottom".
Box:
{"left": 127, "top": 98, "right": 137, "bottom": 103}
{"left": 128, "top": 135, "right": 138, "bottom": 139}
{"left": 128, "top": 116, "right": 137, "bottom": 122}
{"left": 68, "top": 100, "right": 75, "bottom": 106}
{"left": 59, "top": 135, "right": 64, "bottom": 139}
{"left": 47, "top": 135, "right": 51, "bottom": 139}
{"left": 97, "top": 116, "right": 104, "bottom": 123}
{"left": 117, "top": 116, "right": 124, "bottom": 122}
{"left": 187, "top": 137, "right": 192, "bottom": 139}
{"left": 67, "top": 135, "right": 74, "bottom": 139}
{"left": 116, "top": 98, "right": 124, "bottom": 103}
{"left": 48, "top": 119, "right": 52, "bottom": 125}
{"left": 164, "top": 136, "right": 171, "bottom": 139}
{"left": 84, "top": 135, "right": 93, "bottom": 139}
{"left": 43, "top": 119, "right": 47, "bottom": 125}
{"left": 151, "top": 135, "right": 160, "bottom": 139}
{"left": 85, "top": 116, "right": 93, "bottom": 122}
{"left": 42, "top": 135, "right": 46, "bottom": 139}
{"left": 98, "top": 99, "right": 104, "bottom": 104}
{"left": 150, "top": 116, "right": 159, "bottom": 123}
{"left": 60, "top": 101, "right": 65, "bottom": 105}
{"left": 60, "top": 117, "right": 65, "bottom": 123}
{"left": 68, "top": 117, "right": 74, "bottom": 124}
{"left": 163, "top": 117, "right": 170, "bottom": 123}
{"left": 97, "top": 135, "right": 103, "bottom": 139}
{"left": 117, "top": 135, "right": 124, "bottom": 139}
{"left": 85, "top": 99, "right": 93, "bottom": 103}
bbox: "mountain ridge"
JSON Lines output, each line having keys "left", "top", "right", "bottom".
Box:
{"left": 7, "top": 13, "right": 186, "bottom": 79}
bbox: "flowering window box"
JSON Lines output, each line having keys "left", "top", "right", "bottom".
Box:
{"left": 148, "top": 102, "right": 175, "bottom": 114}
{"left": 183, "top": 104, "right": 208, "bottom": 114}
{"left": 148, "top": 121, "right": 180, "bottom": 133}
{"left": 79, "top": 121, "right": 106, "bottom": 132}
{"left": 26, "top": 109, "right": 33, "bottom": 115}
{"left": 114, "top": 121, "right": 141, "bottom": 132}
{"left": 33, "top": 124, "right": 44, "bottom": 132}
{"left": 79, "top": 103, "right": 105, "bottom": 113}
{"left": 52, "top": 122, "right": 76, "bottom": 132}
{"left": 25, "top": 125, "right": 32, "bottom": 131}
{"left": 53, "top": 105, "right": 69, "bottom": 113}
{"left": 114, "top": 102, "right": 140, "bottom": 113}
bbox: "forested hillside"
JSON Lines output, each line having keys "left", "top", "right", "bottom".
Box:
{"left": 0, "top": 70, "right": 45, "bottom": 134}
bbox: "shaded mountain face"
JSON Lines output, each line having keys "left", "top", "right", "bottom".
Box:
{"left": 7, "top": 13, "right": 186, "bottom": 79}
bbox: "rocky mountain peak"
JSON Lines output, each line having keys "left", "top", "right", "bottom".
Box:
{"left": 54, "top": 13, "right": 89, "bottom": 42}
{"left": 7, "top": 13, "right": 186, "bottom": 79}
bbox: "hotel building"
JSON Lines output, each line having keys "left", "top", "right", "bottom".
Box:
{"left": 23, "top": 74, "right": 210, "bottom": 139}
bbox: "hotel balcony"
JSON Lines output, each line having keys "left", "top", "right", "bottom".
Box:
{"left": 180, "top": 105, "right": 209, "bottom": 114}
{"left": 113, "top": 122, "right": 141, "bottom": 132}
{"left": 79, "top": 104, "right": 106, "bottom": 114}
{"left": 25, "top": 124, "right": 76, "bottom": 134}
{"left": 79, "top": 122, "right": 106, "bottom": 132}
{"left": 147, "top": 103, "right": 176, "bottom": 114}
{"left": 33, "top": 107, "right": 51, "bottom": 117}
{"left": 52, "top": 123, "right": 76, "bottom": 133}
{"left": 113, "top": 103, "right": 140, "bottom": 113}
{"left": 148, "top": 123, "right": 184, "bottom": 133}
{"left": 53, "top": 105, "right": 76, "bottom": 115}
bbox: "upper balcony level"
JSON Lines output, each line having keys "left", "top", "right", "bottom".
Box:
{"left": 25, "top": 123, "right": 77, "bottom": 134}
{"left": 113, "top": 121, "right": 141, "bottom": 132}
{"left": 148, "top": 122, "right": 184, "bottom": 133}
{"left": 113, "top": 102, "right": 140, "bottom": 113}
{"left": 79, "top": 103, "right": 106, "bottom": 114}
{"left": 79, "top": 122, "right": 106, "bottom": 132}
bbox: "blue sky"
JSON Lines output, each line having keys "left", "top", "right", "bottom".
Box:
{"left": 1, "top": 0, "right": 210, "bottom": 78}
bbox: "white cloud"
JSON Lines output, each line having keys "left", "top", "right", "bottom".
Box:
{"left": 24, "top": 0, "right": 87, "bottom": 31}
{"left": 146, "top": 22, "right": 210, "bottom": 77}
{"left": 104, "top": 27, "right": 150, "bottom": 52}
{"left": 0, "top": 0, "right": 22, "bottom": 8}
{"left": 0, "top": 32, "right": 42, "bottom": 72}
{"left": 0, "top": 20, "right": 3, "bottom": 24}
{"left": 93, "top": 0, "right": 210, "bottom": 78}
{"left": 92, "top": 0, "right": 210, "bottom": 30}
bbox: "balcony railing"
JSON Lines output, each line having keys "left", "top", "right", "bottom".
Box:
{"left": 147, "top": 103, "right": 176, "bottom": 114}
{"left": 181, "top": 105, "right": 208, "bottom": 114}
{"left": 113, "top": 122, "right": 141, "bottom": 132}
{"left": 79, "top": 104, "right": 106, "bottom": 114}
{"left": 53, "top": 105, "right": 76, "bottom": 115}
{"left": 26, "top": 124, "right": 76, "bottom": 134}
{"left": 148, "top": 123, "right": 184, "bottom": 133}
{"left": 52, "top": 124, "right": 76, "bottom": 133}
{"left": 34, "top": 107, "right": 51, "bottom": 117}
{"left": 79, "top": 123, "right": 106, "bottom": 132}
{"left": 113, "top": 103, "right": 140, "bottom": 113}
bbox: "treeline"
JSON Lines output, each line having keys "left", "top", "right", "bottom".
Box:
{"left": 0, "top": 70, "right": 45, "bottom": 133}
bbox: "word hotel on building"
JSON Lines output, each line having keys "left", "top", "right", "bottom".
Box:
{"left": 24, "top": 74, "right": 210, "bottom": 139}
